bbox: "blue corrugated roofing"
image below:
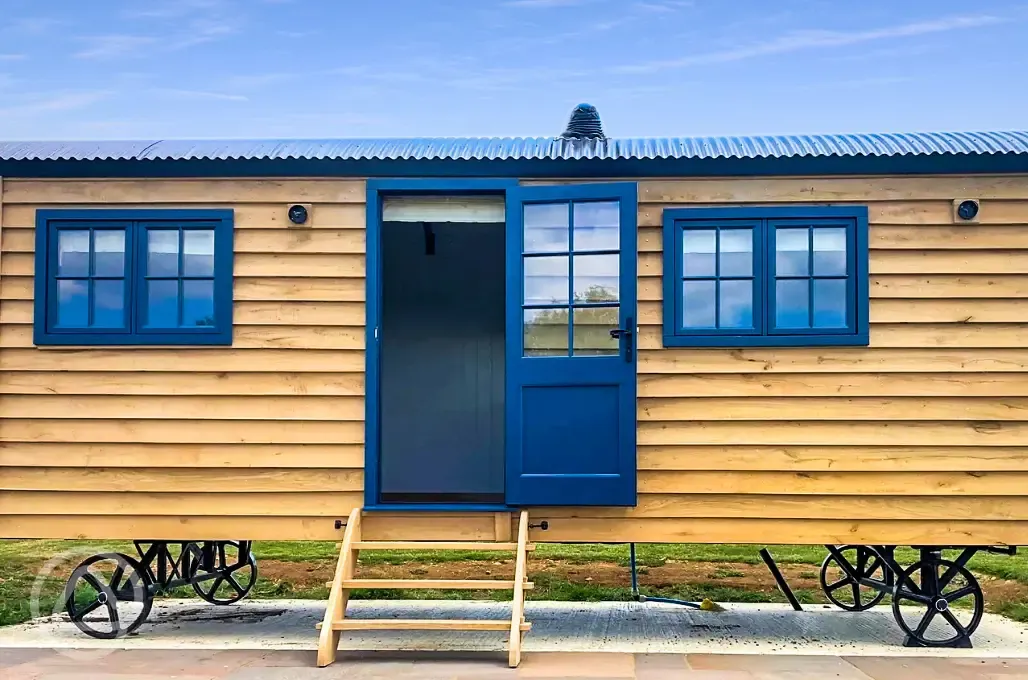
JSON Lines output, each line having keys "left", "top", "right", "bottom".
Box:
{"left": 1, "top": 131, "right": 1027, "bottom": 162}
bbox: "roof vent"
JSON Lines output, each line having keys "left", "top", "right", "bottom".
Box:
{"left": 561, "top": 103, "right": 605, "bottom": 139}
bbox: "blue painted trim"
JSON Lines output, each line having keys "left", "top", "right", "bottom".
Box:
{"left": 2, "top": 153, "right": 1027, "bottom": 179}
{"left": 33, "top": 209, "right": 234, "bottom": 346}
{"left": 661, "top": 206, "right": 869, "bottom": 348}
{"left": 363, "top": 504, "right": 512, "bottom": 513}
{"left": 363, "top": 178, "right": 514, "bottom": 510}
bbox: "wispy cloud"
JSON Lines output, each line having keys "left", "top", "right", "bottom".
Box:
{"left": 0, "top": 90, "right": 112, "bottom": 117}
{"left": 74, "top": 35, "right": 157, "bottom": 60}
{"left": 0, "top": 54, "right": 27, "bottom": 61}
{"left": 504, "top": 0, "right": 598, "bottom": 7}
{"left": 614, "top": 14, "right": 1007, "bottom": 74}
{"left": 125, "top": 0, "right": 225, "bottom": 20}
{"left": 5, "top": 17, "right": 64, "bottom": 35}
{"left": 633, "top": 0, "right": 692, "bottom": 12}
{"left": 149, "top": 88, "right": 249, "bottom": 102}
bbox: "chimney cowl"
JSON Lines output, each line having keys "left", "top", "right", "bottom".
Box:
{"left": 561, "top": 103, "right": 605, "bottom": 139}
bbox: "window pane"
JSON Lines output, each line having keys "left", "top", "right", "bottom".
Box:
{"left": 719, "top": 229, "right": 752, "bottom": 276}
{"left": 93, "top": 230, "right": 125, "bottom": 276}
{"left": 682, "top": 280, "right": 716, "bottom": 328}
{"left": 147, "top": 280, "right": 179, "bottom": 327}
{"left": 92, "top": 280, "right": 125, "bottom": 328}
{"left": 56, "top": 279, "right": 88, "bottom": 327}
{"left": 776, "top": 279, "right": 810, "bottom": 328}
{"left": 573, "top": 254, "right": 619, "bottom": 303}
{"left": 183, "top": 230, "right": 215, "bottom": 276}
{"left": 682, "top": 229, "right": 716, "bottom": 277}
{"left": 524, "top": 308, "right": 568, "bottom": 356}
{"left": 57, "top": 230, "right": 90, "bottom": 277}
{"left": 183, "top": 280, "right": 215, "bottom": 327}
{"left": 813, "top": 279, "right": 848, "bottom": 328}
{"left": 147, "top": 230, "right": 179, "bottom": 276}
{"left": 719, "top": 279, "right": 754, "bottom": 329}
{"left": 524, "top": 203, "right": 569, "bottom": 253}
{"left": 573, "top": 201, "right": 619, "bottom": 251}
{"left": 573, "top": 306, "right": 619, "bottom": 356}
{"left": 775, "top": 228, "right": 809, "bottom": 276}
{"left": 524, "top": 256, "right": 569, "bottom": 305}
{"left": 813, "top": 227, "right": 847, "bottom": 276}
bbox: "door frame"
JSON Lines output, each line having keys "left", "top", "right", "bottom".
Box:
{"left": 364, "top": 178, "right": 518, "bottom": 510}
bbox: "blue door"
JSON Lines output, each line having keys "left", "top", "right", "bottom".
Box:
{"left": 505, "top": 183, "right": 637, "bottom": 506}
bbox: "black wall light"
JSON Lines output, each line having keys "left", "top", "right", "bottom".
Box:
{"left": 956, "top": 199, "right": 980, "bottom": 221}
{"left": 288, "top": 204, "right": 309, "bottom": 225}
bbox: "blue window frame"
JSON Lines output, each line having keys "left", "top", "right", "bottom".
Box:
{"left": 34, "top": 210, "right": 233, "bottom": 346}
{"left": 662, "top": 206, "right": 868, "bottom": 347}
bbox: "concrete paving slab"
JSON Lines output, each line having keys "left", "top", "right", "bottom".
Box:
{"left": 0, "top": 599, "right": 1025, "bottom": 658}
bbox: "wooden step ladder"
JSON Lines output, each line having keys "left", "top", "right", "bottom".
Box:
{"left": 316, "top": 509, "right": 533, "bottom": 668}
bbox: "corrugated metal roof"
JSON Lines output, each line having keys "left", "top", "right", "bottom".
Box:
{"left": 1, "top": 131, "right": 1027, "bottom": 162}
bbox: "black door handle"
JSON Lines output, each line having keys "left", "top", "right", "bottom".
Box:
{"left": 609, "top": 317, "right": 633, "bottom": 362}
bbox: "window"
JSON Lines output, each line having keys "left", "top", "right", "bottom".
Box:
{"left": 662, "top": 206, "right": 868, "bottom": 347}
{"left": 34, "top": 210, "right": 233, "bottom": 345}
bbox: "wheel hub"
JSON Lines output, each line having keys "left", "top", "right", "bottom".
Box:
{"left": 96, "top": 592, "right": 108, "bottom": 605}
{"left": 933, "top": 598, "right": 949, "bottom": 612}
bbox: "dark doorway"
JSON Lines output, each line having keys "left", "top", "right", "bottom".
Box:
{"left": 379, "top": 219, "right": 506, "bottom": 504}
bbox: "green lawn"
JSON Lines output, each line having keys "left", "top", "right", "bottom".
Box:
{"left": 1, "top": 540, "right": 1025, "bottom": 628}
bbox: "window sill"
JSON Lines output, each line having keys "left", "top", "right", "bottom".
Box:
{"left": 662, "top": 333, "right": 870, "bottom": 348}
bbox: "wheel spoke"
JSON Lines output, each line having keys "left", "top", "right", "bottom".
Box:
{"left": 109, "top": 565, "right": 125, "bottom": 592}
{"left": 937, "top": 564, "right": 961, "bottom": 591}
{"left": 225, "top": 573, "right": 245, "bottom": 595}
{"left": 77, "top": 599, "right": 103, "bottom": 618}
{"left": 944, "top": 584, "right": 977, "bottom": 603}
{"left": 826, "top": 578, "right": 851, "bottom": 592}
{"left": 105, "top": 598, "right": 120, "bottom": 631}
{"left": 81, "top": 572, "right": 106, "bottom": 597}
{"left": 914, "top": 608, "right": 937, "bottom": 636}
{"left": 941, "top": 609, "right": 968, "bottom": 637}
{"left": 896, "top": 587, "right": 933, "bottom": 606}
{"left": 207, "top": 575, "right": 224, "bottom": 596}
{"left": 862, "top": 557, "right": 881, "bottom": 578}
{"left": 850, "top": 582, "right": 862, "bottom": 606}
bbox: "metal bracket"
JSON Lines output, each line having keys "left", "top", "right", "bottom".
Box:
{"left": 528, "top": 521, "right": 549, "bottom": 530}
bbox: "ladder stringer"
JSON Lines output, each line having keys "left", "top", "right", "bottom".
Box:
{"left": 317, "top": 507, "right": 362, "bottom": 667}
{"left": 508, "top": 509, "right": 530, "bottom": 668}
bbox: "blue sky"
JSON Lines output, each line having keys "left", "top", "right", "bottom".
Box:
{"left": 0, "top": 0, "right": 1025, "bottom": 140}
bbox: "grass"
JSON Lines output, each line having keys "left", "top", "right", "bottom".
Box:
{"left": 1, "top": 540, "right": 1025, "bottom": 627}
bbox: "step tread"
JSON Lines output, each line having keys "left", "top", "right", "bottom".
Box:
{"left": 339, "top": 578, "right": 534, "bottom": 590}
{"left": 352, "top": 541, "right": 535, "bottom": 551}
{"left": 319, "top": 619, "right": 533, "bottom": 632}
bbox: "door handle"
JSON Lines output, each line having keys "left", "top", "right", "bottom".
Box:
{"left": 609, "top": 317, "right": 633, "bottom": 363}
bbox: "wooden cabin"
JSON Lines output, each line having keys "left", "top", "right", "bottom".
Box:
{"left": 2, "top": 110, "right": 1028, "bottom": 552}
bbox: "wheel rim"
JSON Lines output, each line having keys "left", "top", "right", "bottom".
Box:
{"left": 191, "top": 541, "right": 257, "bottom": 605}
{"left": 65, "top": 553, "right": 152, "bottom": 639}
{"left": 892, "top": 558, "right": 983, "bottom": 646}
{"left": 820, "top": 546, "right": 887, "bottom": 612}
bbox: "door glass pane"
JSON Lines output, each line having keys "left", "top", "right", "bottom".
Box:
{"left": 147, "top": 230, "right": 179, "bottom": 276}
{"left": 524, "top": 256, "right": 569, "bottom": 305}
{"left": 524, "top": 203, "right": 569, "bottom": 253}
{"left": 147, "top": 280, "right": 179, "bottom": 327}
{"left": 573, "top": 254, "right": 619, "bottom": 303}
{"left": 183, "top": 279, "right": 215, "bottom": 327}
{"left": 682, "top": 229, "right": 716, "bottom": 277}
{"left": 92, "top": 280, "right": 124, "bottom": 328}
{"left": 682, "top": 280, "right": 716, "bottom": 328}
{"left": 573, "top": 201, "right": 619, "bottom": 251}
{"left": 776, "top": 279, "right": 810, "bottom": 328}
{"left": 775, "top": 228, "right": 809, "bottom": 276}
{"left": 719, "top": 279, "right": 753, "bottom": 329}
{"left": 57, "top": 230, "right": 90, "bottom": 277}
{"left": 573, "top": 306, "right": 619, "bottom": 356}
{"left": 813, "top": 227, "right": 847, "bottom": 276}
{"left": 524, "top": 308, "right": 568, "bottom": 356}
{"left": 56, "top": 279, "right": 88, "bottom": 327}
{"left": 813, "top": 279, "right": 847, "bottom": 328}
{"left": 719, "top": 229, "right": 752, "bottom": 276}
{"left": 93, "top": 230, "right": 125, "bottom": 276}
{"left": 183, "top": 230, "right": 215, "bottom": 276}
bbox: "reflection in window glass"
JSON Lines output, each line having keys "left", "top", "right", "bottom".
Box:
{"left": 776, "top": 279, "right": 809, "bottom": 328}
{"left": 92, "top": 280, "right": 125, "bottom": 328}
{"left": 682, "top": 280, "right": 716, "bottom": 328}
{"left": 524, "top": 203, "right": 569, "bottom": 253}
{"left": 719, "top": 279, "right": 753, "bottom": 329}
{"left": 524, "top": 308, "right": 569, "bottom": 356}
{"left": 56, "top": 279, "right": 89, "bottom": 327}
{"left": 57, "top": 231, "right": 90, "bottom": 277}
{"left": 524, "top": 256, "right": 569, "bottom": 305}
{"left": 719, "top": 229, "right": 752, "bottom": 276}
{"left": 682, "top": 230, "right": 716, "bottom": 276}
{"left": 183, "top": 280, "right": 215, "bottom": 327}
{"left": 813, "top": 279, "right": 847, "bottom": 328}
{"left": 572, "top": 306, "right": 619, "bottom": 356}
{"left": 776, "top": 228, "right": 809, "bottom": 276}
{"left": 183, "top": 230, "right": 215, "bottom": 276}
{"left": 813, "top": 228, "right": 847, "bottom": 276}
{"left": 147, "top": 230, "right": 179, "bottom": 276}
{"left": 573, "top": 254, "right": 619, "bottom": 303}
{"left": 147, "top": 280, "right": 179, "bottom": 328}
{"left": 572, "top": 201, "right": 619, "bottom": 251}
{"left": 94, "top": 230, "right": 126, "bottom": 276}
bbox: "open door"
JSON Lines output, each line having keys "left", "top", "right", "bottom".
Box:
{"left": 505, "top": 183, "right": 637, "bottom": 506}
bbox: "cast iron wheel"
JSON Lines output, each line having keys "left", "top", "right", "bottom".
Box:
{"left": 65, "top": 552, "right": 153, "bottom": 639}
{"left": 892, "top": 558, "right": 984, "bottom": 647}
{"left": 819, "top": 545, "right": 888, "bottom": 611}
{"left": 191, "top": 541, "right": 258, "bottom": 605}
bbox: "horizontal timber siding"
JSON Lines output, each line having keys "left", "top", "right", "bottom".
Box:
{"left": 0, "top": 178, "right": 368, "bottom": 540}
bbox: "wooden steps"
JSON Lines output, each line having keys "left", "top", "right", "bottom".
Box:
{"left": 316, "top": 509, "right": 532, "bottom": 668}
